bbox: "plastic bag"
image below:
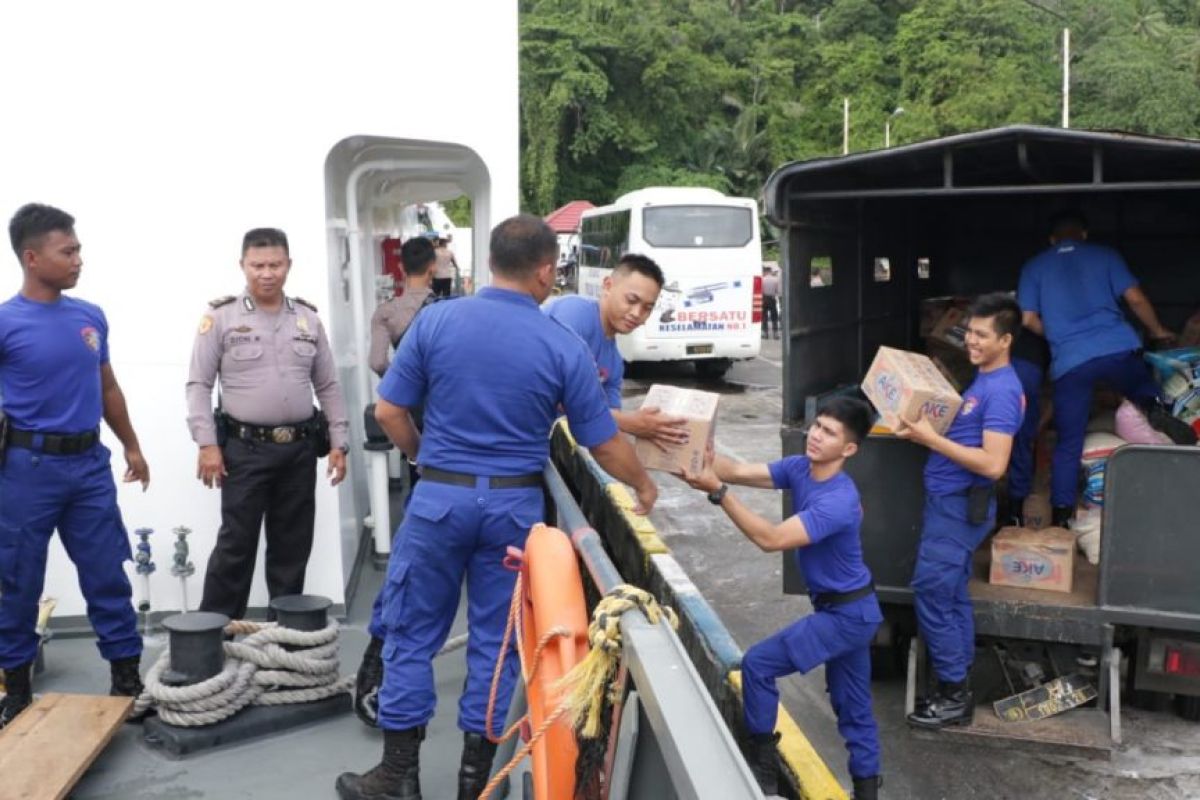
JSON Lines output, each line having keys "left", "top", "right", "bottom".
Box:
{"left": 1081, "top": 431, "right": 1126, "bottom": 465}
{"left": 1114, "top": 400, "right": 1171, "bottom": 446}
{"left": 1074, "top": 504, "right": 1102, "bottom": 565}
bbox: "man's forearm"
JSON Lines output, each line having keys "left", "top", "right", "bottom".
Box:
{"left": 719, "top": 493, "right": 786, "bottom": 552}
{"left": 611, "top": 408, "right": 639, "bottom": 437}
{"left": 591, "top": 434, "right": 653, "bottom": 492}
{"left": 103, "top": 387, "right": 141, "bottom": 451}
{"left": 377, "top": 405, "right": 420, "bottom": 456}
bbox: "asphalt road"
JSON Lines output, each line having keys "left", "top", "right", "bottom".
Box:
{"left": 621, "top": 338, "right": 1200, "bottom": 800}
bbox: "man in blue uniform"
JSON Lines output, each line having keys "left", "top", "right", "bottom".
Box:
{"left": 545, "top": 253, "right": 691, "bottom": 449}
{"left": 336, "top": 215, "right": 658, "bottom": 800}
{"left": 1018, "top": 210, "right": 1191, "bottom": 527}
{"left": 895, "top": 293, "right": 1025, "bottom": 729}
{"left": 0, "top": 203, "right": 151, "bottom": 728}
{"left": 680, "top": 397, "right": 882, "bottom": 800}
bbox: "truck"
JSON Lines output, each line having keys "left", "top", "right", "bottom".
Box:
{"left": 764, "top": 125, "right": 1200, "bottom": 754}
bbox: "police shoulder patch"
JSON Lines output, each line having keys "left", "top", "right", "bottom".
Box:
{"left": 198, "top": 315, "right": 214, "bottom": 335}
{"left": 292, "top": 296, "right": 318, "bottom": 312}
{"left": 208, "top": 295, "right": 237, "bottom": 309}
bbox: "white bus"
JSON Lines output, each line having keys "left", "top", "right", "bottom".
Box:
{"left": 578, "top": 187, "right": 763, "bottom": 378}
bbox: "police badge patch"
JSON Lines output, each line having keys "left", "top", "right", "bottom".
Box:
{"left": 80, "top": 325, "right": 101, "bottom": 352}
{"left": 199, "top": 315, "right": 214, "bottom": 335}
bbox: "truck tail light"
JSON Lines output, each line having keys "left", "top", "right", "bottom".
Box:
{"left": 1165, "top": 644, "right": 1200, "bottom": 677}
{"left": 752, "top": 275, "right": 763, "bottom": 324}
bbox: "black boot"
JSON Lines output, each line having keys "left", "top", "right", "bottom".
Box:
{"left": 457, "top": 732, "right": 499, "bottom": 800}
{"left": 0, "top": 661, "right": 34, "bottom": 729}
{"left": 336, "top": 727, "right": 424, "bottom": 800}
{"left": 1007, "top": 497, "right": 1026, "bottom": 529}
{"left": 1051, "top": 505, "right": 1074, "bottom": 529}
{"left": 907, "top": 680, "right": 973, "bottom": 729}
{"left": 355, "top": 636, "right": 385, "bottom": 727}
{"left": 1147, "top": 402, "right": 1198, "bottom": 445}
{"left": 110, "top": 656, "right": 152, "bottom": 722}
{"left": 745, "top": 731, "right": 781, "bottom": 796}
{"left": 852, "top": 775, "right": 882, "bottom": 800}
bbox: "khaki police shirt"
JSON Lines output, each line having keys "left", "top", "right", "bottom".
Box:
{"left": 434, "top": 246, "right": 457, "bottom": 280}
{"left": 186, "top": 293, "right": 349, "bottom": 450}
{"left": 368, "top": 286, "right": 433, "bottom": 377}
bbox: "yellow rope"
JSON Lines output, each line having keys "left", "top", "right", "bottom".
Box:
{"left": 554, "top": 584, "right": 677, "bottom": 739}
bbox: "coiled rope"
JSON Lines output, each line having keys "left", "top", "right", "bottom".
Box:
{"left": 132, "top": 619, "right": 354, "bottom": 727}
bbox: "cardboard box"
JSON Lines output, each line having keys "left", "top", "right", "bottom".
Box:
{"left": 633, "top": 384, "right": 719, "bottom": 474}
{"left": 861, "top": 346, "right": 963, "bottom": 435}
{"left": 990, "top": 526, "right": 1076, "bottom": 594}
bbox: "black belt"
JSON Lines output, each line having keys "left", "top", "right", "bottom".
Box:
{"left": 421, "top": 466, "right": 543, "bottom": 489}
{"left": 812, "top": 581, "right": 875, "bottom": 609}
{"left": 228, "top": 415, "right": 319, "bottom": 445}
{"left": 8, "top": 427, "right": 100, "bottom": 455}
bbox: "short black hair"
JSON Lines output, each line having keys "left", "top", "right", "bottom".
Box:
{"left": 614, "top": 253, "right": 665, "bottom": 288}
{"left": 489, "top": 215, "right": 558, "bottom": 279}
{"left": 967, "top": 292, "right": 1021, "bottom": 339}
{"left": 400, "top": 236, "right": 436, "bottom": 276}
{"left": 9, "top": 203, "right": 75, "bottom": 258}
{"left": 1049, "top": 208, "right": 1088, "bottom": 239}
{"left": 242, "top": 227, "right": 290, "bottom": 256}
{"left": 817, "top": 396, "right": 873, "bottom": 445}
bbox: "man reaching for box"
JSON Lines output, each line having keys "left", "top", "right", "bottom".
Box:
{"left": 678, "top": 397, "right": 883, "bottom": 800}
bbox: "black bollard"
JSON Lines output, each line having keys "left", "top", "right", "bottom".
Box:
{"left": 161, "top": 611, "right": 229, "bottom": 686}
{"left": 270, "top": 594, "right": 333, "bottom": 632}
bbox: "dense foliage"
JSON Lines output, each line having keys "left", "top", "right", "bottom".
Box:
{"left": 519, "top": 0, "right": 1200, "bottom": 212}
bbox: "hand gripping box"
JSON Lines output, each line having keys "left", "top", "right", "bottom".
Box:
{"left": 861, "top": 346, "right": 963, "bottom": 435}
{"left": 989, "top": 526, "right": 1076, "bottom": 594}
{"left": 633, "top": 383, "right": 719, "bottom": 474}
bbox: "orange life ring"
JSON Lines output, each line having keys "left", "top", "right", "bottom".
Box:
{"left": 521, "top": 523, "right": 588, "bottom": 800}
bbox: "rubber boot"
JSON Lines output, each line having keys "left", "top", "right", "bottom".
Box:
{"left": 907, "top": 680, "right": 973, "bottom": 729}
{"left": 336, "top": 727, "right": 424, "bottom": 800}
{"left": 355, "top": 636, "right": 385, "bottom": 727}
{"left": 0, "top": 661, "right": 34, "bottom": 729}
{"left": 745, "top": 731, "right": 781, "bottom": 796}
{"left": 1051, "top": 505, "right": 1074, "bottom": 529}
{"left": 457, "top": 731, "right": 498, "bottom": 800}
{"left": 853, "top": 775, "right": 882, "bottom": 800}
{"left": 110, "top": 655, "right": 152, "bottom": 722}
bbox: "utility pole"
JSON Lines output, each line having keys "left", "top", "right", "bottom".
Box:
{"left": 843, "top": 97, "right": 849, "bottom": 155}
{"left": 1062, "top": 27, "right": 1070, "bottom": 128}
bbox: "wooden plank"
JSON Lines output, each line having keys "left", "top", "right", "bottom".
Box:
{"left": 913, "top": 706, "right": 1114, "bottom": 760}
{"left": 0, "top": 692, "right": 132, "bottom": 800}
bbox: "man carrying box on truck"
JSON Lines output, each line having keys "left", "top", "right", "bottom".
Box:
{"left": 678, "top": 396, "right": 883, "bottom": 800}
{"left": 893, "top": 293, "right": 1025, "bottom": 729}
{"left": 1017, "top": 209, "right": 1194, "bottom": 529}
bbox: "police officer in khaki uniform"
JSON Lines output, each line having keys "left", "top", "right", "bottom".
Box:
{"left": 186, "top": 227, "right": 349, "bottom": 620}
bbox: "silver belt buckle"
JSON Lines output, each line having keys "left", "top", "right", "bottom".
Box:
{"left": 271, "top": 427, "right": 296, "bottom": 444}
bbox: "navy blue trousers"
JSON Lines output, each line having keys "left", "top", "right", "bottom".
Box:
{"left": 912, "top": 492, "right": 993, "bottom": 684}
{"left": 1008, "top": 357, "right": 1043, "bottom": 502}
{"left": 741, "top": 595, "right": 882, "bottom": 780}
{"left": 1051, "top": 351, "right": 1158, "bottom": 508}
{"left": 0, "top": 443, "right": 140, "bottom": 668}
{"left": 376, "top": 478, "right": 542, "bottom": 734}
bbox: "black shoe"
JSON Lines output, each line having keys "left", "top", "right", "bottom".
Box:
{"left": 110, "top": 656, "right": 152, "bottom": 722}
{"left": 0, "top": 662, "right": 34, "bottom": 729}
{"left": 853, "top": 775, "right": 883, "bottom": 800}
{"left": 907, "top": 680, "right": 973, "bottom": 729}
{"left": 355, "top": 636, "right": 385, "bottom": 727}
{"left": 1147, "top": 403, "right": 1198, "bottom": 445}
{"left": 1007, "top": 497, "right": 1026, "bottom": 529}
{"left": 1051, "top": 505, "right": 1074, "bottom": 529}
{"left": 745, "top": 731, "right": 781, "bottom": 796}
{"left": 336, "top": 727, "right": 424, "bottom": 800}
{"left": 457, "top": 732, "right": 499, "bottom": 800}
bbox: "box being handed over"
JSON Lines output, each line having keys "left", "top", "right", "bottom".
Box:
{"left": 633, "top": 383, "right": 719, "bottom": 474}
{"left": 861, "top": 346, "right": 963, "bottom": 435}
{"left": 989, "top": 526, "right": 1076, "bottom": 594}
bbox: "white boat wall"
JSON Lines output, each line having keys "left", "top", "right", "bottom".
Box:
{"left": 0, "top": 0, "right": 519, "bottom": 621}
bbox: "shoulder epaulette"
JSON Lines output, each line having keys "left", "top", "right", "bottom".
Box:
{"left": 208, "top": 295, "right": 236, "bottom": 309}
{"left": 293, "top": 296, "right": 318, "bottom": 312}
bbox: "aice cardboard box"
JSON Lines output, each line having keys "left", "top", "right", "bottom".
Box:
{"left": 861, "top": 346, "right": 963, "bottom": 435}
{"left": 633, "top": 384, "right": 719, "bottom": 474}
{"left": 990, "top": 526, "right": 1076, "bottom": 594}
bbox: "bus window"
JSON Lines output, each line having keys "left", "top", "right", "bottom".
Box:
{"left": 811, "top": 255, "right": 833, "bottom": 288}
{"left": 874, "top": 257, "right": 891, "bottom": 282}
{"left": 642, "top": 206, "right": 753, "bottom": 248}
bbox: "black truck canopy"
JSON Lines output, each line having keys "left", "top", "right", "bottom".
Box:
{"left": 764, "top": 124, "right": 1200, "bottom": 423}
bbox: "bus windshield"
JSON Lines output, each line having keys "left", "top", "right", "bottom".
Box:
{"left": 642, "top": 205, "right": 753, "bottom": 248}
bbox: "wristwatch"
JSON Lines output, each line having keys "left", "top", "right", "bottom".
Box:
{"left": 706, "top": 483, "right": 728, "bottom": 505}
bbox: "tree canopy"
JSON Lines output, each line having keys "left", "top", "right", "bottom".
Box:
{"left": 519, "top": 0, "right": 1200, "bottom": 213}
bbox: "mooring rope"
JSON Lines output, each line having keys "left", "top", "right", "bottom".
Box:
{"left": 132, "top": 620, "right": 353, "bottom": 727}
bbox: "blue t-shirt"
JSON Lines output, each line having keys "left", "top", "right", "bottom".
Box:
{"left": 1017, "top": 240, "right": 1142, "bottom": 380}
{"left": 0, "top": 294, "right": 109, "bottom": 432}
{"left": 767, "top": 456, "right": 872, "bottom": 595}
{"left": 544, "top": 295, "right": 623, "bottom": 409}
{"left": 378, "top": 286, "right": 617, "bottom": 475}
{"left": 924, "top": 364, "right": 1024, "bottom": 495}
